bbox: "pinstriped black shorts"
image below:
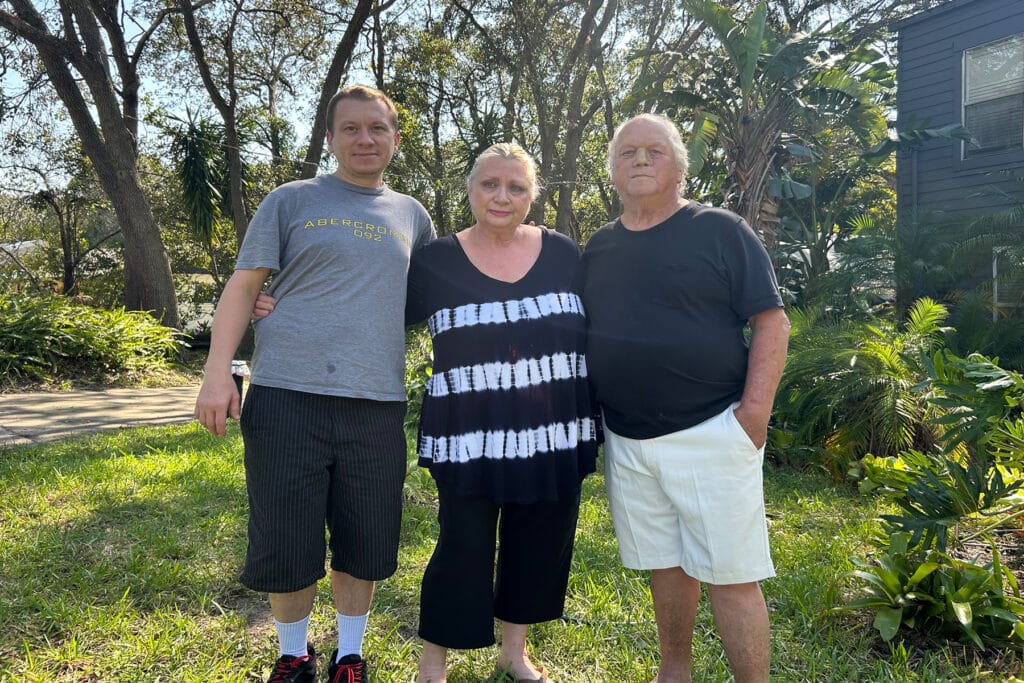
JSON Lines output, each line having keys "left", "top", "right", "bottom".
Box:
{"left": 238, "top": 384, "right": 408, "bottom": 593}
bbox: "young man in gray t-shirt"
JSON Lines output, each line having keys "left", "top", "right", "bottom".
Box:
{"left": 195, "top": 85, "right": 434, "bottom": 683}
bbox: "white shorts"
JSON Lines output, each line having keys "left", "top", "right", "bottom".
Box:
{"left": 604, "top": 403, "right": 775, "bottom": 585}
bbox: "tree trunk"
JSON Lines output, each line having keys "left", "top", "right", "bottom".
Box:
{"left": 524, "top": 0, "right": 616, "bottom": 236}
{"left": 86, "top": 137, "right": 177, "bottom": 322}
{"left": 37, "top": 192, "right": 78, "bottom": 296}
{"left": 224, "top": 125, "right": 249, "bottom": 246}
{"left": 177, "top": 0, "right": 251, "bottom": 246}
{"left": 58, "top": 204, "right": 77, "bottom": 296}
{"left": 301, "top": 0, "right": 378, "bottom": 179}
{"left": 723, "top": 108, "right": 782, "bottom": 248}
{"left": 430, "top": 92, "right": 450, "bottom": 235}
{"left": 0, "top": 1, "right": 179, "bottom": 326}
{"left": 87, "top": 116, "right": 178, "bottom": 322}
{"left": 113, "top": 179, "right": 179, "bottom": 319}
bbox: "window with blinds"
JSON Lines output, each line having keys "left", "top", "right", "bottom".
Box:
{"left": 963, "top": 34, "right": 1024, "bottom": 159}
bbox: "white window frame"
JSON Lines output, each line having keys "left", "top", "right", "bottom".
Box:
{"left": 962, "top": 33, "right": 1024, "bottom": 160}
{"left": 993, "top": 246, "right": 1024, "bottom": 320}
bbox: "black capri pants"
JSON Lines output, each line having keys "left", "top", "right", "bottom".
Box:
{"left": 239, "top": 384, "right": 407, "bottom": 593}
{"left": 418, "top": 478, "right": 581, "bottom": 649}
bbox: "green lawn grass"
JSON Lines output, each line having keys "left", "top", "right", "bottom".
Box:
{"left": 1, "top": 423, "right": 1020, "bottom": 682}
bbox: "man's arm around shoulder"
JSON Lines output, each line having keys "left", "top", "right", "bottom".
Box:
{"left": 733, "top": 307, "right": 791, "bottom": 449}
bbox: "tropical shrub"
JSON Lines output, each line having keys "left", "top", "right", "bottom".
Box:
{"left": 864, "top": 448, "right": 1021, "bottom": 553}
{"left": 0, "top": 292, "right": 183, "bottom": 385}
{"left": 772, "top": 298, "right": 948, "bottom": 475}
{"left": 843, "top": 351, "right": 1024, "bottom": 647}
{"left": 844, "top": 531, "right": 1024, "bottom": 646}
{"left": 896, "top": 199, "right": 1024, "bottom": 372}
{"left": 402, "top": 325, "right": 435, "bottom": 502}
{"left": 404, "top": 325, "right": 433, "bottom": 436}
{"left": 944, "top": 291, "right": 1024, "bottom": 373}
{"left": 923, "top": 351, "right": 1024, "bottom": 460}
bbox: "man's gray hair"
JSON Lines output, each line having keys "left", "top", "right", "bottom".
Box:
{"left": 606, "top": 113, "right": 689, "bottom": 182}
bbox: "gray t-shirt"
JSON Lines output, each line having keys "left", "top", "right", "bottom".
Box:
{"left": 236, "top": 174, "right": 435, "bottom": 400}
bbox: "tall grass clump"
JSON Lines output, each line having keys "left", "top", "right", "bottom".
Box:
{"left": 0, "top": 292, "right": 183, "bottom": 386}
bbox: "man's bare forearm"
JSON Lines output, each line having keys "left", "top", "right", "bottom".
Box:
{"left": 739, "top": 306, "right": 791, "bottom": 424}
{"left": 204, "top": 268, "right": 271, "bottom": 376}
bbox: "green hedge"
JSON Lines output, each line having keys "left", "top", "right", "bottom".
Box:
{"left": 0, "top": 293, "right": 184, "bottom": 384}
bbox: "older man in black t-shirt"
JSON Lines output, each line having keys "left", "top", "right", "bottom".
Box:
{"left": 582, "top": 113, "right": 790, "bottom": 683}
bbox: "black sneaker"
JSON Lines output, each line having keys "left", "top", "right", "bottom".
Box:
{"left": 266, "top": 645, "right": 316, "bottom": 683}
{"left": 327, "top": 650, "right": 367, "bottom": 683}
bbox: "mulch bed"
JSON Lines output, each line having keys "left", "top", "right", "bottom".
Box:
{"left": 954, "top": 528, "right": 1024, "bottom": 587}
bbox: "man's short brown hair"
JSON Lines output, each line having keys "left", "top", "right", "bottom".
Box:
{"left": 325, "top": 85, "right": 399, "bottom": 133}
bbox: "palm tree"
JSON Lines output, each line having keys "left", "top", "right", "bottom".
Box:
{"left": 640, "top": 1, "right": 887, "bottom": 246}
{"left": 776, "top": 298, "right": 950, "bottom": 472}
{"left": 169, "top": 113, "right": 232, "bottom": 289}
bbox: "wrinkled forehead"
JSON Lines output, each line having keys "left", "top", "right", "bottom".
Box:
{"left": 475, "top": 156, "right": 531, "bottom": 178}
{"left": 615, "top": 119, "right": 672, "bottom": 148}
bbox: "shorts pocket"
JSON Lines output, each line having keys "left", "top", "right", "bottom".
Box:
{"left": 725, "top": 403, "right": 761, "bottom": 453}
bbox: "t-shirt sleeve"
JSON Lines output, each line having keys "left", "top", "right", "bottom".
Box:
{"left": 555, "top": 233, "right": 585, "bottom": 294}
{"left": 725, "top": 216, "right": 784, "bottom": 320}
{"left": 405, "top": 250, "right": 429, "bottom": 327}
{"left": 412, "top": 203, "right": 436, "bottom": 252}
{"left": 236, "top": 189, "right": 285, "bottom": 272}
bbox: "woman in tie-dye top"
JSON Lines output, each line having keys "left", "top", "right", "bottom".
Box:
{"left": 406, "top": 143, "right": 599, "bottom": 683}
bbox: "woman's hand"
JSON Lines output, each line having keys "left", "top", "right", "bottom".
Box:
{"left": 251, "top": 292, "right": 276, "bottom": 320}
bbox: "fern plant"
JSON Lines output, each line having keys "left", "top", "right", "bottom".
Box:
{"left": 862, "top": 351, "right": 1024, "bottom": 548}
{"left": 924, "top": 351, "right": 1024, "bottom": 457}
{"left": 0, "top": 292, "right": 182, "bottom": 385}
{"left": 867, "top": 449, "right": 1022, "bottom": 552}
{"left": 774, "top": 298, "right": 949, "bottom": 474}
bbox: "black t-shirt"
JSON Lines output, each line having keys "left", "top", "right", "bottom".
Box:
{"left": 581, "top": 202, "right": 783, "bottom": 439}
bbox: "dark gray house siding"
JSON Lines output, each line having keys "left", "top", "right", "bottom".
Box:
{"left": 895, "top": 0, "right": 1024, "bottom": 225}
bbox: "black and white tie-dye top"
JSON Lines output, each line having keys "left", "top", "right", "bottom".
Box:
{"left": 406, "top": 229, "right": 600, "bottom": 504}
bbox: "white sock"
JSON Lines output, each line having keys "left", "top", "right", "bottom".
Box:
{"left": 275, "top": 615, "right": 310, "bottom": 659}
{"left": 336, "top": 611, "right": 369, "bottom": 660}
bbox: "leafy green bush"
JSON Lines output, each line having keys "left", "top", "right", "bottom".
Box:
{"left": 404, "top": 324, "right": 432, "bottom": 435}
{"left": 0, "top": 292, "right": 184, "bottom": 385}
{"left": 772, "top": 298, "right": 948, "bottom": 475}
{"left": 844, "top": 351, "right": 1024, "bottom": 648}
{"left": 924, "top": 351, "right": 1024, "bottom": 459}
{"left": 402, "top": 325, "right": 435, "bottom": 502}
{"left": 864, "top": 448, "right": 1021, "bottom": 553}
{"left": 944, "top": 291, "right": 1024, "bottom": 373}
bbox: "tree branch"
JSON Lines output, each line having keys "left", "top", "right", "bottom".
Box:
{"left": 300, "top": 0, "right": 378, "bottom": 178}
